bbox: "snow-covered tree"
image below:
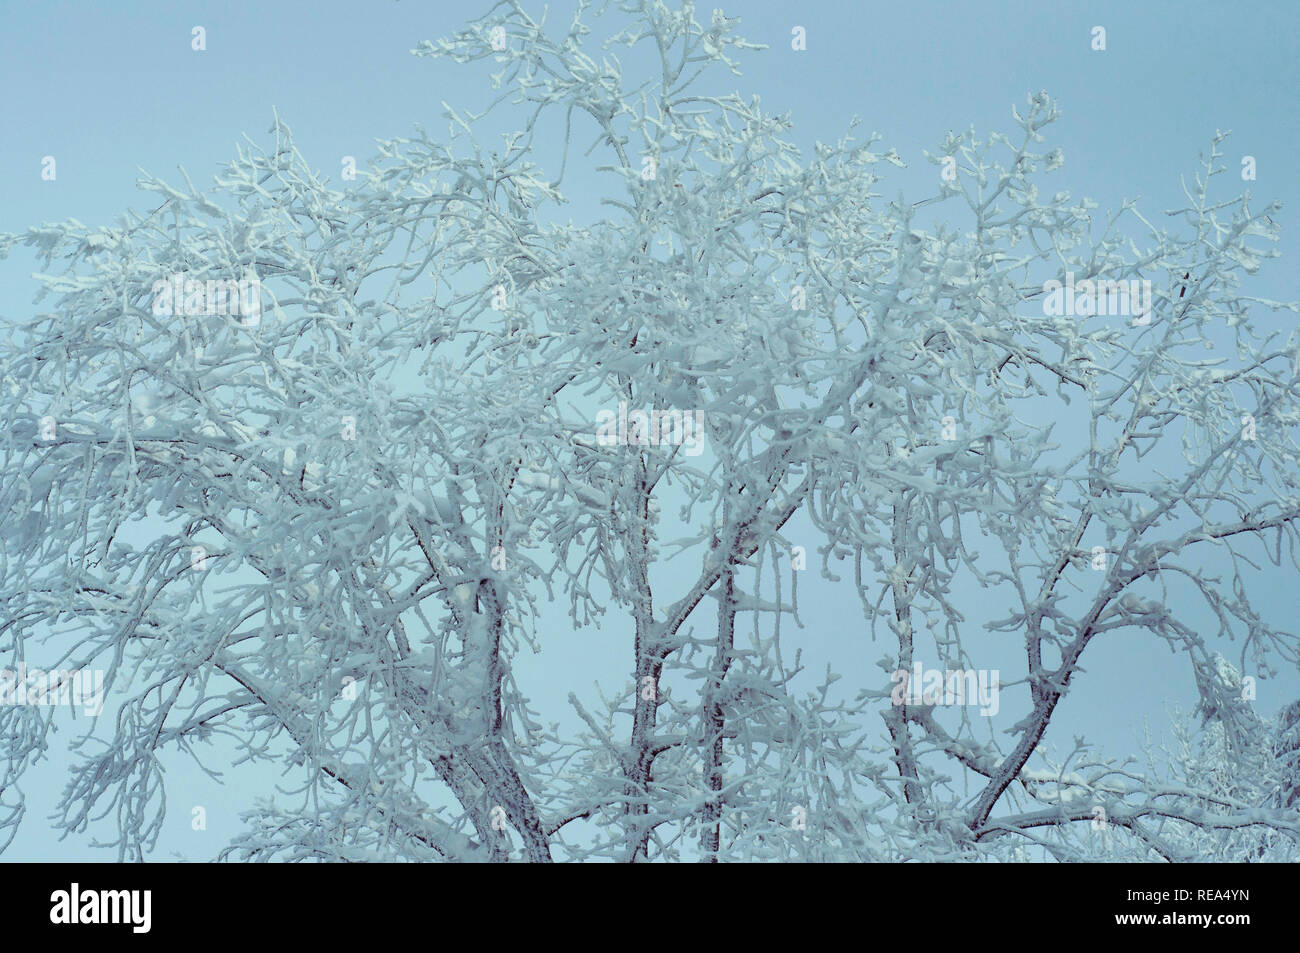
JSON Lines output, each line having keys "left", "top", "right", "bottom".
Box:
{"left": 3, "top": 0, "right": 1299, "bottom": 861}
{"left": 1278, "top": 698, "right": 1300, "bottom": 811}
{"left": 1140, "top": 656, "right": 1300, "bottom": 862}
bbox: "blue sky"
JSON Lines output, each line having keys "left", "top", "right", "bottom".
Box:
{"left": 2, "top": 0, "right": 1298, "bottom": 860}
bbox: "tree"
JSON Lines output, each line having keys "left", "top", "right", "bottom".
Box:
{"left": 1146, "top": 656, "right": 1300, "bottom": 862}
{"left": 2, "top": 0, "right": 1298, "bottom": 862}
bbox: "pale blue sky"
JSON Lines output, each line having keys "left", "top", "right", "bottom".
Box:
{"left": 2, "top": 0, "right": 1298, "bottom": 860}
